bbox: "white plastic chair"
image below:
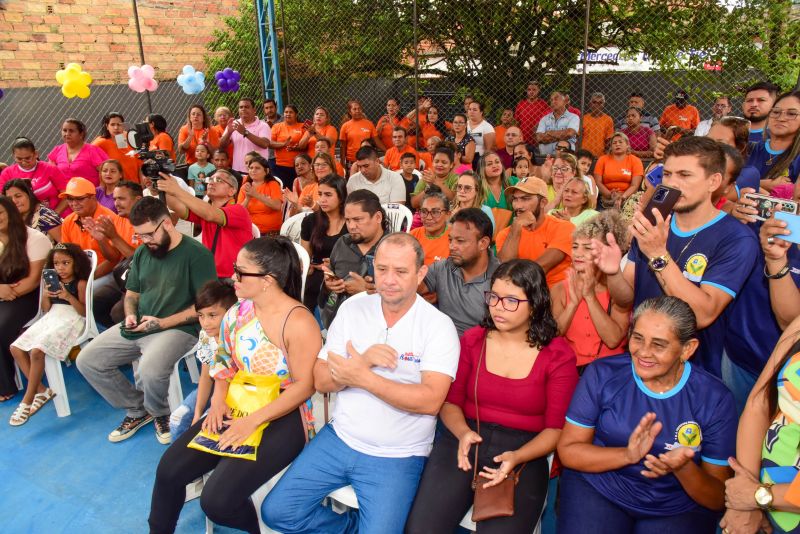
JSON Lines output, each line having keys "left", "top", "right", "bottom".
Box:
{"left": 252, "top": 223, "right": 261, "bottom": 238}
{"left": 292, "top": 242, "right": 310, "bottom": 301}
{"left": 41, "top": 249, "right": 100, "bottom": 417}
{"left": 280, "top": 211, "right": 313, "bottom": 243}
{"left": 382, "top": 203, "right": 413, "bottom": 233}
{"left": 132, "top": 342, "right": 199, "bottom": 414}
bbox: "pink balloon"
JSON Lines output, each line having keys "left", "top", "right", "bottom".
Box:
{"left": 141, "top": 64, "right": 155, "bottom": 78}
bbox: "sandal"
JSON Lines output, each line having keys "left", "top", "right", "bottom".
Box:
{"left": 30, "top": 388, "right": 56, "bottom": 415}
{"left": 9, "top": 402, "right": 32, "bottom": 426}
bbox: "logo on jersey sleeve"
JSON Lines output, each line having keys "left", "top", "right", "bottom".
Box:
{"left": 683, "top": 253, "right": 708, "bottom": 282}
{"left": 665, "top": 420, "right": 703, "bottom": 452}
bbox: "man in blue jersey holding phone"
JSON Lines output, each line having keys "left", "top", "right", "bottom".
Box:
{"left": 592, "top": 136, "right": 758, "bottom": 377}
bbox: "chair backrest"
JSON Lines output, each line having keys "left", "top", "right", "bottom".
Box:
{"left": 280, "top": 211, "right": 313, "bottom": 244}
{"left": 252, "top": 224, "right": 261, "bottom": 238}
{"left": 78, "top": 249, "right": 100, "bottom": 343}
{"left": 292, "top": 242, "right": 310, "bottom": 301}
{"left": 382, "top": 203, "right": 413, "bottom": 233}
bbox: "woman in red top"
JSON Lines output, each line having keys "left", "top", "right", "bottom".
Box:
{"left": 178, "top": 105, "right": 220, "bottom": 165}
{"left": 552, "top": 210, "right": 630, "bottom": 371}
{"left": 406, "top": 259, "right": 578, "bottom": 533}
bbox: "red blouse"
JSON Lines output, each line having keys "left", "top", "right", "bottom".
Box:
{"left": 446, "top": 326, "right": 578, "bottom": 432}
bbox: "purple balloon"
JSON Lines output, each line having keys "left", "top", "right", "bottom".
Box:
{"left": 223, "top": 67, "right": 234, "bottom": 77}
{"left": 230, "top": 71, "right": 241, "bottom": 82}
{"left": 230, "top": 82, "right": 240, "bottom": 92}
{"left": 217, "top": 78, "right": 229, "bottom": 91}
{"left": 214, "top": 71, "right": 225, "bottom": 82}
{"left": 0, "top": 88, "right": 4, "bottom": 100}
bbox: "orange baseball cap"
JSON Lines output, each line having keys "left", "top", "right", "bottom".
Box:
{"left": 59, "top": 177, "right": 97, "bottom": 198}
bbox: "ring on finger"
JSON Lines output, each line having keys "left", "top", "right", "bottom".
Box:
{"left": 767, "top": 236, "right": 775, "bottom": 245}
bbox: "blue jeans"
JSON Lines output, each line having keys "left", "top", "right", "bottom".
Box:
{"left": 261, "top": 424, "right": 426, "bottom": 534}
{"left": 720, "top": 349, "right": 759, "bottom": 415}
{"left": 558, "top": 469, "right": 719, "bottom": 534}
{"left": 168, "top": 388, "right": 211, "bottom": 440}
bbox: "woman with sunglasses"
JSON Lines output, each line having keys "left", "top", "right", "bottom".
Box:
{"left": 406, "top": 259, "right": 578, "bottom": 533}
{"left": 450, "top": 170, "right": 495, "bottom": 230}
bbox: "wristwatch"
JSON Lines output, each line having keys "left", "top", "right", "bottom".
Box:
{"left": 243, "top": 129, "right": 250, "bottom": 137}
{"left": 648, "top": 253, "right": 671, "bottom": 272}
{"left": 755, "top": 483, "right": 774, "bottom": 511}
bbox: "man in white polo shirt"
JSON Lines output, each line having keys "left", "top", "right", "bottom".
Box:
{"left": 262, "top": 232, "right": 459, "bottom": 533}
{"left": 346, "top": 145, "right": 407, "bottom": 204}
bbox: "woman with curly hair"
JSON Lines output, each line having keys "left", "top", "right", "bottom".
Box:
{"left": 406, "top": 259, "right": 579, "bottom": 533}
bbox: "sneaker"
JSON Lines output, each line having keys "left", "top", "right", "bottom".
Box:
{"left": 154, "top": 415, "right": 172, "bottom": 444}
{"left": 108, "top": 414, "right": 153, "bottom": 442}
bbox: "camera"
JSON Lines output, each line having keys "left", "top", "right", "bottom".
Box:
{"left": 127, "top": 122, "right": 175, "bottom": 180}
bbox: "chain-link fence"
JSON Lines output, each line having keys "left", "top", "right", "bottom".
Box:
{"left": 0, "top": 0, "right": 798, "bottom": 166}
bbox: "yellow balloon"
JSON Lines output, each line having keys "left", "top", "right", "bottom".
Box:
{"left": 64, "top": 70, "right": 81, "bottom": 83}
{"left": 62, "top": 85, "right": 76, "bottom": 98}
{"left": 55, "top": 70, "right": 66, "bottom": 84}
{"left": 79, "top": 72, "right": 92, "bottom": 85}
{"left": 75, "top": 85, "right": 90, "bottom": 99}
{"left": 65, "top": 62, "right": 81, "bottom": 72}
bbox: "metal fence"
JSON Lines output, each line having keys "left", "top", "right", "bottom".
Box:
{"left": 0, "top": 0, "right": 798, "bottom": 164}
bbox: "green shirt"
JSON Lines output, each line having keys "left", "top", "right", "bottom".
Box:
{"left": 412, "top": 173, "right": 459, "bottom": 195}
{"left": 122, "top": 235, "right": 217, "bottom": 340}
{"left": 485, "top": 176, "right": 519, "bottom": 211}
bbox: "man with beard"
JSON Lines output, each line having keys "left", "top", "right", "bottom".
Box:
{"left": 659, "top": 89, "right": 700, "bottom": 139}
{"left": 695, "top": 95, "right": 732, "bottom": 137}
{"left": 591, "top": 137, "right": 758, "bottom": 378}
{"left": 60, "top": 177, "right": 136, "bottom": 291}
{"left": 417, "top": 208, "right": 498, "bottom": 336}
{"left": 320, "top": 189, "right": 388, "bottom": 326}
{"left": 77, "top": 197, "right": 217, "bottom": 444}
{"left": 742, "top": 81, "right": 781, "bottom": 143}
{"left": 496, "top": 176, "right": 574, "bottom": 287}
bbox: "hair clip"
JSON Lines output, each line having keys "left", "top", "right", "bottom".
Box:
{"left": 54, "top": 243, "right": 68, "bottom": 250}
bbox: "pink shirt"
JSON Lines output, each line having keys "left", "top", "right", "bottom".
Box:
{"left": 230, "top": 118, "right": 271, "bottom": 173}
{"left": 47, "top": 143, "right": 108, "bottom": 186}
{"left": 0, "top": 161, "right": 69, "bottom": 210}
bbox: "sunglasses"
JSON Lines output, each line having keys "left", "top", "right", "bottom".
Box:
{"left": 232, "top": 263, "right": 270, "bottom": 279}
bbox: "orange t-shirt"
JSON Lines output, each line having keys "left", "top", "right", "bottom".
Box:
{"left": 149, "top": 132, "right": 176, "bottom": 161}
{"left": 420, "top": 120, "right": 450, "bottom": 146}
{"left": 178, "top": 126, "right": 221, "bottom": 165}
{"left": 410, "top": 227, "right": 450, "bottom": 266}
{"left": 418, "top": 151, "right": 433, "bottom": 171}
{"left": 61, "top": 203, "right": 135, "bottom": 266}
{"left": 581, "top": 113, "right": 615, "bottom": 158}
{"left": 659, "top": 104, "right": 700, "bottom": 138}
{"left": 91, "top": 137, "right": 143, "bottom": 184}
{"left": 376, "top": 115, "right": 403, "bottom": 151}
{"left": 237, "top": 179, "right": 283, "bottom": 233}
{"left": 494, "top": 125, "right": 508, "bottom": 151}
{"left": 305, "top": 124, "right": 339, "bottom": 158}
{"left": 384, "top": 145, "right": 419, "bottom": 171}
{"left": 300, "top": 182, "right": 320, "bottom": 208}
{"left": 495, "top": 215, "right": 574, "bottom": 287}
{"left": 211, "top": 125, "right": 234, "bottom": 161}
{"left": 272, "top": 122, "right": 306, "bottom": 168}
{"left": 594, "top": 154, "right": 644, "bottom": 192}
{"left": 340, "top": 118, "right": 377, "bottom": 162}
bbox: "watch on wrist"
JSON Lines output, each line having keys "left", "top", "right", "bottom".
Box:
{"left": 764, "top": 262, "right": 790, "bottom": 280}
{"left": 648, "top": 253, "right": 671, "bottom": 272}
{"left": 243, "top": 130, "right": 250, "bottom": 137}
{"left": 755, "top": 483, "right": 774, "bottom": 511}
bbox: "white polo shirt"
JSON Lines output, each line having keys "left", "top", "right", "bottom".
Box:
{"left": 319, "top": 293, "right": 459, "bottom": 457}
{"left": 346, "top": 166, "right": 406, "bottom": 204}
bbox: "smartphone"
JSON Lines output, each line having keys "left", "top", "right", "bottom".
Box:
{"left": 642, "top": 185, "right": 681, "bottom": 225}
{"left": 304, "top": 119, "right": 313, "bottom": 128}
{"left": 744, "top": 193, "right": 798, "bottom": 222}
{"left": 42, "top": 269, "right": 60, "bottom": 293}
{"left": 775, "top": 212, "right": 800, "bottom": 244}
{"left": 364, "top": 254, "right": 375, "bottom": 279}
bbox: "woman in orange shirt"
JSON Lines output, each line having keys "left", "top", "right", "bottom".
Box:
{"left": 211, "top": 106, "right": 234, "bottom": 161}
{"left": 270, "top": 105, "right": 306, "bottom": 190}
{"left": 283, "top": 153, "right": 318, "bottom": 217}
{"left": 419, "top": 105, "right": 451, "bottom": 148}
{"left": 147, "top": 114, "right": 175, "bottom": 161}
{"left": 177, "top": 105, "right": 220, "bottom": 165}
{"left": 592, "top": 132, "right": 644, "bottom": 209}
{"left": 238, "top": 154, "right": 283, "bottom": 235}
{"left": 92, "top": 112, "right": 142, "bottom": 183}
{"left": 304, "top": 107, "right": 338, "bottom": 159}
{"left": 376, "top": 98, "right": 404, "bottom": 150}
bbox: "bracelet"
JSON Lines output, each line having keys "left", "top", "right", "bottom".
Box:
{"left": 764, "top": 262, "right": 790, "bottom": 280}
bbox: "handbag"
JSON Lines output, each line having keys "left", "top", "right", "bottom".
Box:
{"left": 471, "top": 337, "right": 525, "bottom": 522}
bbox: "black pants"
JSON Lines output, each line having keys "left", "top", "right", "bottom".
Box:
{"left": 405, "top": 419, "right": 549, "bottom": 534}
{"left": 93, "top": 282, "right": 124, "bottom": 328}
{"left": 0, "top": 290, "right": 40, "bottom": 397}
{"left": 303, "top": 269, "right": 324, "bottom": 310}
{"left": 148, "top": 409, "right": 307, "bottom": 534}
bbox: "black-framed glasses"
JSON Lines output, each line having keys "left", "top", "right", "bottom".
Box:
{"left": 484, "top": 291, "right": 529, "bottom": 312}
{"left": 134, "top": 218, "right": 166, "bottom": 242}
{"left": 232, "top": 263, "right": 269, "bottom": 279}
{"left": 419, "top": 208, "right": 446, "bottom": 218}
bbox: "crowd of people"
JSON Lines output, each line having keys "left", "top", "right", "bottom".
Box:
{"left": 1, "top": 79, "right": 800, "bottom": 534}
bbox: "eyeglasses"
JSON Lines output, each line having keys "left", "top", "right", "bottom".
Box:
{"left": 134, "top": 218, "right": 165, "bottom": 242}
{"left": 484, "top": 291, "right": 530, "bottom": 312}
{"left": 769, "top": 109, "right": 800, "bottom": 120}
{"left": 552, "top": 166, "right": 572, "bottom": 173}
{"left": 312, "top": 163, "right": 331, "bottom": 168}
{"left": 456, "top": 184, "right": 474, "bottom": 192}
{"left": 66, "top": 195, "right": 92, "bottom": 203}
{"left": 232, "top": 263, "right": 270, "bottom": 279}
{"left": 419, "top": 208, "right": 446, "bottom": 218}
{"left": 205, "top": 176, "right": 233, "bottom": 186}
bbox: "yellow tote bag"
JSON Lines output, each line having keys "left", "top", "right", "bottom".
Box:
{"left": 188, "top": 372, "right": 281, "bottom": 461}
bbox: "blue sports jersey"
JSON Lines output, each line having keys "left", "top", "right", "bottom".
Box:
{"left": 747, "top": 140, "right": 800, "bottom": 182}
{"left": 749, "top": 128, "right": 765, "bottom": 144}
{"left": 628, "top": 212, "right": 759, "bottom": 376}
{"left": 648, "top": 163, "right": 760, "bottom": 195}
{"left": 565, "top": 354, "right": 737, "bottom": 516}
{"left": 725, "top": 225, "right": 800, "bottom": 377}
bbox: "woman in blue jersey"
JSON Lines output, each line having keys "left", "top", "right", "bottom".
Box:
{"left": 557, "top": 296, "right": 736, "bottom": 533}
{"left": 721, "top": 315, "right": 800, "bottom": 534}
{"left": 747, "top": 90, "right": 800, "bottom": 192}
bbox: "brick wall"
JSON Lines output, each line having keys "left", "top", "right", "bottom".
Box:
{"left": 0, "top": 0, "right": 240, "bottom": 88}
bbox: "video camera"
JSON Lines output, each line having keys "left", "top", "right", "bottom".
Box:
{"left": 126, "top": 122, "right": 175, "bottom": 181}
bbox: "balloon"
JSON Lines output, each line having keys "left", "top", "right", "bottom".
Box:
{"left": 0, "top": 88, "right": 4, "bottom": 100}
{"left": 214, "top": 68, "right": 241, "bottom": 93}
{"left": 56, "top": 63, "right": 92, "bottom": 99}
{"left": 177, "top": 65, "right": 205, "bottom": 95}
{"left": 127, "top": 64, "right": 158, "bottom": 93}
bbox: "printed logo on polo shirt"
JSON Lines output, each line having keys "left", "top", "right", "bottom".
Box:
{"left": 622, "top": 168, "right": 632, "bottom": 176}
{"left": 683, "top": 253, "right": 708, "bottom": 282}
{"left": 399, "top": 352, "right": 421, "bottom": 364}
{"left": 665, "top": 420, "right": 703, "bottom": 452}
